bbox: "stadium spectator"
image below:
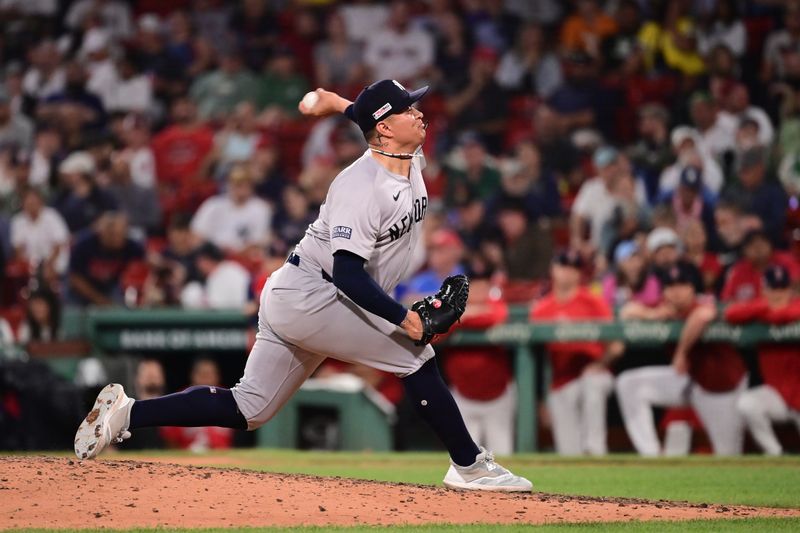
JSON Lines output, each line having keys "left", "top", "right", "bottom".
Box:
{"left": 599, "top": 0, "right": 643, "bottom": 77}
{"left": 443, "top": 45, "right": 508, "bottom": 154}
{"left": 54, "top": 151, "right": 117, "bottom": 233}
{"left": 637, "top": 0, "right": 705, "bottom": 77}
{"left": 403, "top": 229, "right": 465, "bottom": 304}
{"left": 681, "top": 220, "right": 722, "bottom": 294}
{"left": 256, "top": 45, "right": 310, "bottom": 126}
{"left": 726, "top": 264, "right": 800, "bottom": 456}
{"left": 531, "top": 250, "right": 623, "bottom": 456}
{"left": 363, "top": 1, "right": 434, "bottom": 84}
{"left": 151, "top": 97, "right": 214, "bottom": 186}
{"left": 696, "top": 0, "right": 746, "bottom": 58}
{"left": 143, "top": 214, "right": 200, "bottom": 307}
{"left": 189, "top": 50, "right": 256, "bottom": 122}
{"left": 659, "top": 126, "right": 724, "bottom": 196}
{"left": 22, "top": 41, "right": 66, "bottom": 102}
{"left": 10, "top": 186, "right": 69, "bottom": 280}
{"left": 496, "top": 197, "right": 553, "bottom": 281}
{"left": 490, "top": 139, "right": 561, "bottom": 221}
{"left": 190, "top": 164, "right": 271, "bottom": 253}
{"left": 210, "top": 101, "right": 265, "bottom": 181}
{"left": 124, "top": 358, "right": 167, "bottom": 450}
{"left": 228, "top": 0, "right": 280, "bottom": 70}
{"left": 444, "top": 133, "right": 501, "bottom": 206}
{"left": 720, "top": 83, "right": 774, "bottom": 147}
{"left": 161, "top": 357, "right": 234, "bottom": 451}
{"left": 39, "top": 61, "right": 105, "bottom": 137}
{"left": 431, "top": 11, "right": 472, "bottom": 95}
{"left": 626, "top": 103, "right": 673, "bottom": 204}
{"left": 658, "top": 166, "right": 716, "bottom": 236}
{"left": 559, "top": 0, "right": 617, "bottom": 56}
{"left": 314, "top": 12, "right": 364, "bottom": 92}
{"left": 271, "top": 184, "right": 318, "bottom": 257}
{"left": 16, "top": 287, "right": 61, "bottom": 344}
{"left": 117, "top": 115, "right": 156, "bottom": 190}
{"left": 449, "top": 185, "right": 491, "bottom": 253}
{"left": 443, "top": 257, "right": 515, "bottom": 455}
{"left": 721, "top": 229, "right": 800, "bottom": 303}
{"left": 617, "top": 262, "right": 747, "bottom": 456}
{"left": 107, "top": 150, "right": 162, "bottom": 238}
{"left": 761, "top": 0, "right": 800, "bottom": 84}
{"left": 27, "top": 125, "right": 63, "bottom": 192}
{"left": 66, "top": 0, "right": 133, "bottom": 39}
{"left": 688, "top": 91, "right": 736, "bottom": 164}
{"left": 0, "top": 86, "right": 34, "bottom": 153}
{"left": 180, "top": 242, "right": 250, "bottom": 310}
{"left": 496, "top": 23, "right": 562, "bottom": 98}
{"left": 67, "top": 212, "right": 145, "bottom": 306}
{"left": 602, "top": 240, "right": 660, "bottom": 308}
{"left": 721, "top": 146, "right": 788, "bottom": 245}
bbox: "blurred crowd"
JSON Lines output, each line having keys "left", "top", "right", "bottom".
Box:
{"left": 1, "top": 0, "right": 800, "bottom": 455}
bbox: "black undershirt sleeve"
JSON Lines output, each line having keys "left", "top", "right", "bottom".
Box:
{"left": 332, "top": 250, "right": 408, "bottom": 326}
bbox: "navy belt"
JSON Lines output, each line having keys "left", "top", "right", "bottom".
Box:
{"left": 287, "top": 252, "right": 333, "bottom": 283}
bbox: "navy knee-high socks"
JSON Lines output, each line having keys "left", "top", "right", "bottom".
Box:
{"left": 129, "top": 385, "right": 248, "bottom": 431}
{"left": 402, "top": 358, "right": 481, "bottom": 466}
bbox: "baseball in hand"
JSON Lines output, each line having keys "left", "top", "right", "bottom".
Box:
{"left": 301, "top": 91, "right": 320, "bottom": 111}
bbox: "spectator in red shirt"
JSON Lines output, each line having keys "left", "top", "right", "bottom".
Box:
{"left": 721, "top": 228, "right": 800, "bottom": 302}
{"left": 442, "top": 256, "right": 515, "bottom": 455}
{"left": 150, "top": 96, "right": 217, "bottom": 220}
{"left": 530, "top": 250, "right": 623, "bottom": 456}
{"left": 161, "top": 357, "right": 234, "bottom": 452}
{"left": 726, "top": 264, "right": 800, "bottom": 455}
{"left": 617, "top": 262, "right": 748, "bottom": 456}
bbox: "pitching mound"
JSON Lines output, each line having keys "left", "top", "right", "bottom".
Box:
{"left": 1, "top": 456, "right": 797, "bottom": 528}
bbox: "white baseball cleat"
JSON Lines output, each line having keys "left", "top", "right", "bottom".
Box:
{"left": 74, "top": 383, "right": 134, "bottom": 460}
{"left": 443, "top": 447, "right": 533, "bottom": 492}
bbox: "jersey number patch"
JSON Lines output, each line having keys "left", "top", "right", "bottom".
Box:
{"left": 332, "top": 226, "right": 353, "bottom": 239}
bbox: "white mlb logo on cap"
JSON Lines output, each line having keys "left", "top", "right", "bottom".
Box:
{"left": 372, "top": 102, "right": 393, "bottom": 120}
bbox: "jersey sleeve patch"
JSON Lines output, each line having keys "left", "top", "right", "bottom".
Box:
{"left": 332, "top": 226, "right": 353, "bottom": 239}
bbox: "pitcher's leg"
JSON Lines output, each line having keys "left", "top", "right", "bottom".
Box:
{"left": 231, "top": 332, "right": 326, "bottom": 430}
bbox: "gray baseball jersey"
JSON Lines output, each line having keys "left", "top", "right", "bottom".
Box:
{"left": 295, "top": 149, "right": 428, "bottom": 291}
{"left": 232, "top": 149, "right": 434, "bottom": 429}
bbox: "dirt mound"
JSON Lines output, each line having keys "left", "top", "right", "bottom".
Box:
{"left": 1, "top": 456, "right": 797, "bottom": 528}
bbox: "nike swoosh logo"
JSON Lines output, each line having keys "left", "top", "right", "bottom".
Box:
{"left": 392, "top": 191, "right": 401, "bottom": 201}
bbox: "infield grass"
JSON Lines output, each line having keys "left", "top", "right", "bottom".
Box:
{"left": 117, "top": 449, "right": 800, "bottom": 509}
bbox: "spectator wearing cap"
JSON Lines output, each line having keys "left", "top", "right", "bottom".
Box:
{"left": 531, "top": 249, "right": 624, "bottom": 456}
{"left": 67, "top": 211, "right": 145, "bottom": 306}
{"left": 689, "top": 91, "right": 737, "bottom": 164}
{"left": 726, "top": 264, "right": 800, "bottom": 456}
{"left": 0, "top": 86, "right": 34, "bottom": 153}
{"left": 658, "top": 165, "right": 716, "bottom": 236}
{"left": 402, "top": 229, "right": 466, "bottom": 305}
{"left": 444, "top": 132, "right": 501, "bottom": 207}
{"left": 363, "top": 1, "right": 434, "bottom": 83}
{"left": 721, "top": 147, "right": 788, "bottom": 244}
{"left": 256, "top": 46, "right": 310, "bottom": 125}
{"left": 54, "top": 151, "right": 117, "bottom": 233}
{"left": 721, "top": 228, "right": 800, "bottom": 303}
{"left": 190, "top": 50, "right": 257, "bottom": 122}
{"left": 659, "top": 126, "right": 724, "bottom": 196}
{"left": 602, "top": 240, "right": 660, "bottom": 308}
{"left": 442, "top": 255, "right": 515, "bottom": 455}
{"left": 10, "top": 187, "right": 70, "bottom": 281}
{"left": 66, "top": 0, "right": 133, "bottom": 39}
{"left": 571, "top": 146, "right": 646, "bottom": 256}
{"left": 496, "top": 196, "right": 553, "bottom": 281}
{"left": 618, "top": 261, "right": 748, "bottom": 456}
{"left": 180, "top": 242, "right": 250, "bottom": 310}
{"left": 190, "top": 164, "right": 271, "bottom": 254}
{"left": 627, "top": 103, "right": 674, "bottom": 205}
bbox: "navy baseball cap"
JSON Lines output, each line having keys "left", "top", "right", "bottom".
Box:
{"left": 764, "top": 264, "right": 791, "bottom": 289}
{"left": 553, "top": 249, "right": 584, "bottom": 269}
{"left": 345, "top": 79, "right": 429, "bottom": 133}
{"left": 658, "top": 262, "right": 699, "bottom": 287}
{"left": 680, "top": 165, "right": 703, "bottom": 191}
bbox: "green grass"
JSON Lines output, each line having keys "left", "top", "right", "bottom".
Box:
{"left": 113, "top": 449, "right": 800, "bottom": 509}
{"left": 7, "top": 519, "right": 800, "bottom": 532}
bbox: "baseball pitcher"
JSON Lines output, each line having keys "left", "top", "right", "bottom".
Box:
{"left": 74, "top": 80, "right": 532, "bottom": 492}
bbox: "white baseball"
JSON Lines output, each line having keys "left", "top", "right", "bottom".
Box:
{"left": 301, "top": 91, "right": 319, "bottom": 110}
